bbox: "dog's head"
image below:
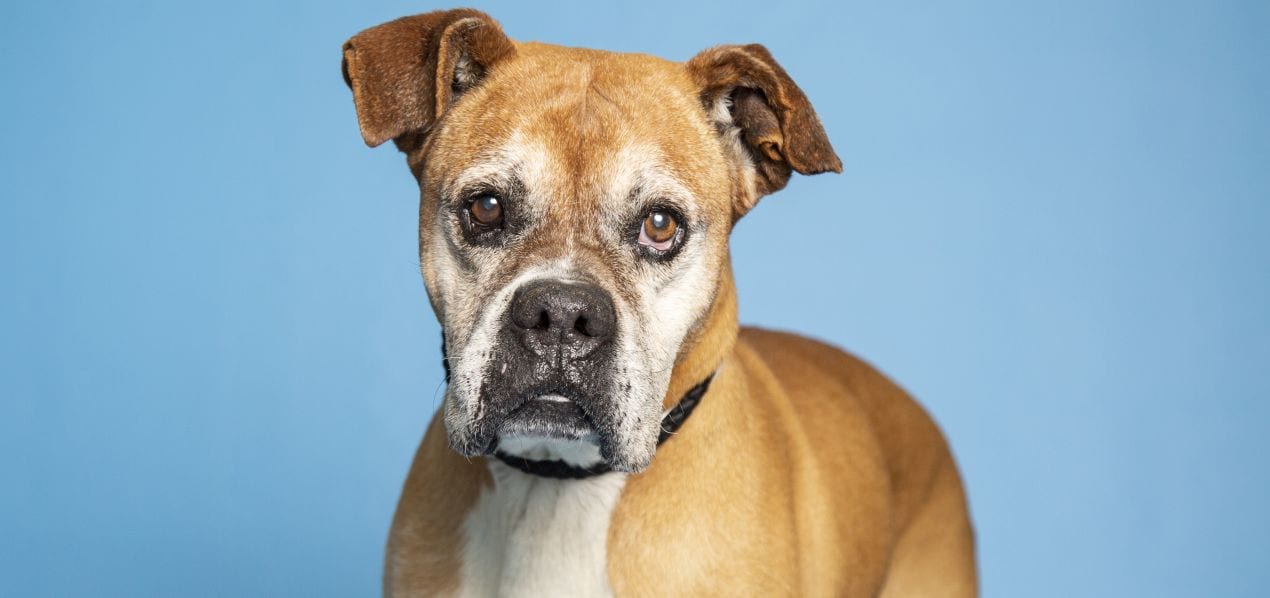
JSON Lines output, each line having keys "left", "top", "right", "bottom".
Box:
{"left": 342, "top": 8, "right": 840, "bottom": 472}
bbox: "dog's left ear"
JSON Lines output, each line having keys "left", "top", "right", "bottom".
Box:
{"left": 341, "top": 9, "right": 515, "bottom": 152}
{"left": 686, "top": 44, "right": 842, "bottom": 218}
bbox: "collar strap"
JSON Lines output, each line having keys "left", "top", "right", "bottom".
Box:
{"left": 493, "top": 373, "right": 716, "bottom": 480}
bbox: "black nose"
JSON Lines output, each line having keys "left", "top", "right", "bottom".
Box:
{"left": 509, "top": 280, "right": 617, "bottom": 361}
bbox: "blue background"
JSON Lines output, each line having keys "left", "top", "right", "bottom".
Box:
{"left": 2, "top": 1, "right": 1267, "bottom": 595}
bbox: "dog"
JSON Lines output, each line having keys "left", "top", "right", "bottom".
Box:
{"left": 341, "top": 8, "right": 976, "bottom": 596}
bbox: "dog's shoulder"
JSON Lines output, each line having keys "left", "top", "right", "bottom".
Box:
{"left": 735, "top": 326, "right": 957, "bottom": 526}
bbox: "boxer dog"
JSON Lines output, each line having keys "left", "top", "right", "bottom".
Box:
{"left": 341, "top": 8, "right": 976, "bottom": 596}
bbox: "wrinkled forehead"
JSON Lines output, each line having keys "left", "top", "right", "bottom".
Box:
{"left": 425, "top": 43, "right": 730, "bottom": 208}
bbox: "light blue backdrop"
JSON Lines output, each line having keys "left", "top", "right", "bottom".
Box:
{"left": 2, "top": 1, "right": 1267, "bottom": 596}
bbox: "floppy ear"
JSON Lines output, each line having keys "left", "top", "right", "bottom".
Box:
{"left": 686, "top": 44, "right": 841, "bottom": 218}
{"left": 341, "top": 9, "right": 515, "bottom": 152}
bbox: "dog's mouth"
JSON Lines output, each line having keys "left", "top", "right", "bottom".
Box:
{"left": 496, "top": 394, "right": 598, "bottom": 443}
{"left": 450, "top": 373, "right": 661, "bottom": 472}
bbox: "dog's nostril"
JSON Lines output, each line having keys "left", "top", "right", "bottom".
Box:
{"left": 509, "top": 280, "right": 617, "bottom": 350}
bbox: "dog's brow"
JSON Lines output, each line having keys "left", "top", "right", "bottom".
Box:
{"left": 606, "top": 145, "right": 698, "bottom": 217}
{"left": 628, "top": 171, "right": 695, "bottom": 207}
{"left": 448, "top": 173, "right": 526, "bottom": 206}
{"left": 449, "top": 161, "right": 520, "bottom": 200}
{"left": 442, "top": 134, "right": 554, "bottom": 201}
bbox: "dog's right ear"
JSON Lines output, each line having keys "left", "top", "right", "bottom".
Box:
{"left": 341, "top": 9, "right": 515, "bottom": 151}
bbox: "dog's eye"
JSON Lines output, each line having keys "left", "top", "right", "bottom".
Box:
{"left": 469, "top": 195, "right": 504, "bottom": 227}
{"left": 638, "top": 209, "right": 679, "bottom": 251}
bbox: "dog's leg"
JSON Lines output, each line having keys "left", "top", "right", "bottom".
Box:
{"left": 877, "top": 455, "right": 978, "bottom": 597}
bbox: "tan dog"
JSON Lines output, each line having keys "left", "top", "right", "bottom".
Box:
{"left": 342, "top": 8, "right": 976, "bottom": 596}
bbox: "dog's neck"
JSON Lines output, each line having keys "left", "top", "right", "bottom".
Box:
{"left": 662, "top": 265, "right": 739, "bottom": 410}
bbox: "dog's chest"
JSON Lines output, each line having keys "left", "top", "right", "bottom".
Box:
{"left": 457, "top": 463, "right": 626, "bottom": 597}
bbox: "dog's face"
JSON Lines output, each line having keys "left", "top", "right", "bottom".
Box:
{"left": 419, "top": 48, "right": 734, "bottom": 472}
{"left": 343, "top": 9, "right": 839, "bottom": 472}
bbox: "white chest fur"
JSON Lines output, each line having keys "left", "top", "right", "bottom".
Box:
{"left": 457, "top": 440, "right": 626, "bottom": 598}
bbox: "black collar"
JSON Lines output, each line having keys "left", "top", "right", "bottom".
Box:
{"left": 492, "top": 373, "right": 715, "bottom": 479}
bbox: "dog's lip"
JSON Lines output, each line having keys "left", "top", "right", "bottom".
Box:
{"left": 495, "top": 394, "right": 596, "bottom": 443}
{"left": 505, "top": 395, "right": 586, "bottom": 418}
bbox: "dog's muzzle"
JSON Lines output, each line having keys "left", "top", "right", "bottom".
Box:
{"left": 463, "top": 279, "right": 623, "bottom": 455}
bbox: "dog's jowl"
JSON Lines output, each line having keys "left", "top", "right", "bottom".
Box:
{"left": 342, "top": 8, "right": 977, "bottom": 596}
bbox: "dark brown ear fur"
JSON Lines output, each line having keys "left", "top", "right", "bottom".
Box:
{"left": 686, "top": 44, "right": 841, "bottom": 216}
{"left": 341, "top": 9, "right": 515, "bottom": 151}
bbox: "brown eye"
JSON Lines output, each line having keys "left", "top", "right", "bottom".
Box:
{"left": 469, "top": 195, "right": 503, "bottom": 227}
{"left": 639, "top": 209, "right": 679, "bottom": 250}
